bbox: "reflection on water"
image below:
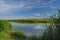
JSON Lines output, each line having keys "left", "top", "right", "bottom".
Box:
{"left": 11, "top": 22, "right": 47, "bottom": 35}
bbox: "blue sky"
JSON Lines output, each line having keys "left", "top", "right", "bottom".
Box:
{"left": 0, "top": 0, "right": 60, "bottom": 19}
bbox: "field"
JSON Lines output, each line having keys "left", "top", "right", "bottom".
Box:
{"left": 7, "top": 18, "right": 53, "bottom": 24}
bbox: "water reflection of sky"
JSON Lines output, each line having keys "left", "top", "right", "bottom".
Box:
{"left": 11, "top": 22, "right": 46, "bottom": 34}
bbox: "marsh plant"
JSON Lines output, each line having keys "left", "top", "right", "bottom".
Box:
{"left": 41, "top": 10, "right": 60, "bottom": 40}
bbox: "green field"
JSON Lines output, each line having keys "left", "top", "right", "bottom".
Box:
{"left": 7, "top": 18, "right": 53, "bottom": 24}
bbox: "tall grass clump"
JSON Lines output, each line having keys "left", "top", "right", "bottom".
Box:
{"left": 40, "top": 10, "right": 60, "bottom": 40}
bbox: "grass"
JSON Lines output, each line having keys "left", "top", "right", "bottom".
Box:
{"left": 7, "top": 18, "right": 53, "bottom": 24}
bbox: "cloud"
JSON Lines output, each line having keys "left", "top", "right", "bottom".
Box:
{"left": 34, "top": 13, "right": 41, "bottom": 17}
{"left": 0, "top": 15, "right": 26, "bottom": 20}
{"left": 0, "top": 0, "right": 57, "bottom": 13}
{"left": 40, "top": 0, "right": 56, "bottom": 5}
{"left": 0, "top": 1, "right": 26, "bottom": 12}
{"left": 46, "top": 13, "right": 52, "bottom": 16}
{"left": 29, "top": 16, "right": 36, "bottom": 18}
{"left": 50, "top": 6, "right": 58, "bottom": 9}
{"left": 0, "top": 0, "right": 58, "bottom": 19}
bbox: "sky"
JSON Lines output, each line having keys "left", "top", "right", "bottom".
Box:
{"left": 0, "top": 0, "right": 60, "bottom": 19}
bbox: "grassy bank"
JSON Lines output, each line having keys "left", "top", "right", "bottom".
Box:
{"left": 7, "top": 18, "right": 53, "bottom": 24}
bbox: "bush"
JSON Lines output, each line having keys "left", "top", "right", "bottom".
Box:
{"left": 0, "top": 20, "right": 12, "bottom": 32}
{"left": 0, "top": 20, "right": 13, "bottom": 40}
{"left": 10, "top": 30, "right": 26, "bottom": 40}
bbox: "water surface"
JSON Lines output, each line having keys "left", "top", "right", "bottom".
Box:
{"left": 11, "top": 22, "right": 47, "bottom": 35}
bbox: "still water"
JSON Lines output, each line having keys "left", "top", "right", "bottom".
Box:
{"left": 11, "top": 22, "right": 47, "bottom": 35}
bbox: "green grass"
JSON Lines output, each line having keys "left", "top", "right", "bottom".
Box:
{"left": 7, "top": 18, "right": 53, "bottom": 24}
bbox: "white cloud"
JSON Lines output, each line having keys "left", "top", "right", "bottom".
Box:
{"left": 40, "top": 0, "right": 56, "bottom": 5}
{"left": 50, "top": 6, "right": 58, "bottom": 9}
{"left": 0, "top": 0, "right": 57, "bottom": 13}
{"left": 29, "top": 16, "right": 36, "bottom": 18}
{"left": 46, "top": 13, "right": 51, "bottom": 16}
{"left": 0, "top": 2, "right": 26, "bottom": 12}
{"left": 0, "top": 16, "right": 26, "bottom": 20}
{"left": 34, "top": 13, "right": 41, "bottom": 17}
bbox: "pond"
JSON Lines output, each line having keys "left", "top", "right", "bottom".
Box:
{"left": 11, "top": 22, "right": 47, "bottom": 36}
